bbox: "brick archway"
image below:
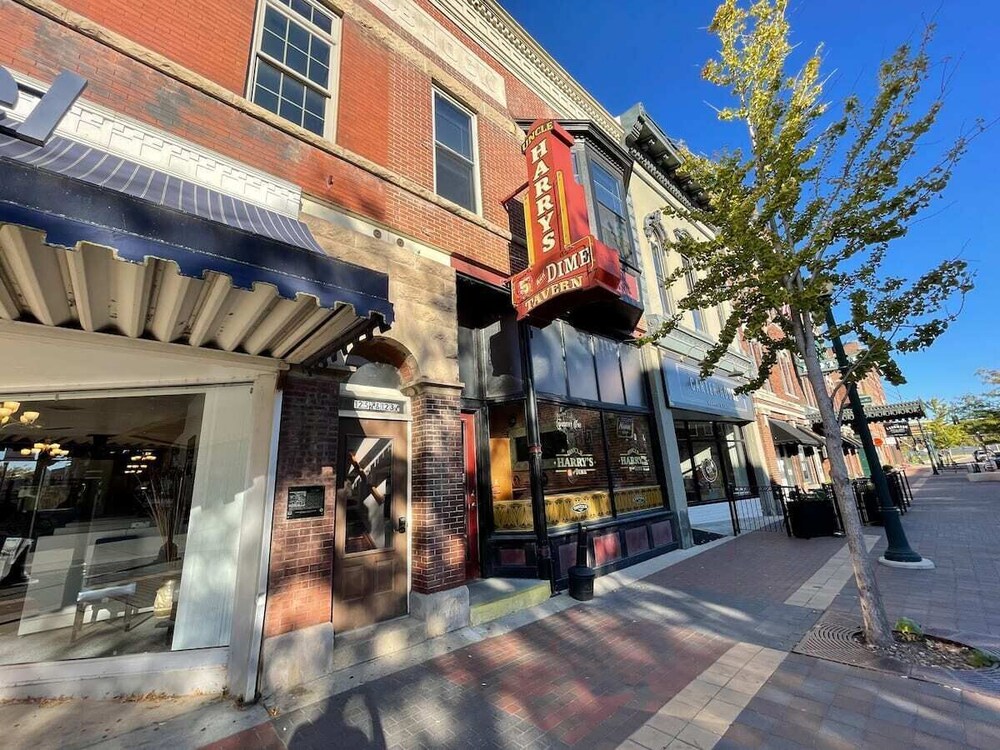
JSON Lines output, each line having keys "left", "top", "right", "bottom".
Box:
{"left": 348, "top": 335, "right": 420, "bottom": 387}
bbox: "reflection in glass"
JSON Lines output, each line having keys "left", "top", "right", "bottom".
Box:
{"left": 342, "top": 436, "right": 394, "bottom": 554}
{"left": 530, "top": 324, "right": 566, "bottom": 397}
{"left": 0, "top": 390, "right": 248, "bottom": 666}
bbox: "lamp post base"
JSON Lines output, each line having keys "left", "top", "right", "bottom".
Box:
{"left": 878, "top": 555, "right": 935, "bottom": 570}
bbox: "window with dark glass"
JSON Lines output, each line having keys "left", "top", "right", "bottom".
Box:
{"left": 594, "top": 336, "right": 625, "bottom": 405}
{"left": 433, "top": 90, "right": 478, "bottom": 212}
{"left": 251, "top": 0, "right": 337, "bottom": 136}
{"left": 589, "top": 159, "right": 631, "bottom": 261}
{"left": 530, "top": 324, "right": 567, "bottom": 397}
{"left": 483, "top": 311, "right": 523, "bottom": 398}
{"left": 564, "top": 326, "right": 599, "bottom": 402}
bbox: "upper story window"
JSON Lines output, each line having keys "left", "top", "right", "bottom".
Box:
{"left": 644, "top": 214, "right": 674, "bottom": 317}
{"left": 589, "top": 159, "right": 631, "bottom": 262}
{"left": 433, "top": 90, "right": 479, "bottom": 213}
{"left": 778, "top": 351, "right": 796, "bottom": 395}
{"left": 680, "top": 253, "right": 705, "bottom": 333}
{"left": 250, "top": 0, "right": 339, "bottom": 137}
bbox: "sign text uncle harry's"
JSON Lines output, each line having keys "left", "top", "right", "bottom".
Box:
{"left": 510, "top": 120, "right": 623, "bottom": 322}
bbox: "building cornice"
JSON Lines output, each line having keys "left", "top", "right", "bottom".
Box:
{"left": 429, "top": 0, "right": 622, "bottom": 138}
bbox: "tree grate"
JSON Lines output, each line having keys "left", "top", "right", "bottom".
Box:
{"left": 793, "top": 610, "right": 1000, "bottom": 695}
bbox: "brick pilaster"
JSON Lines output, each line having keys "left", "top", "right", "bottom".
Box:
{"left": 263, "top": 371, "right": 340, "bottom": 637}
{"left": 405, "top": 381, "right": 466, "bottom": 594}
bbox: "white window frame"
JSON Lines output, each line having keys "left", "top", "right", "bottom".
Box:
{"left": 680, "top": 254, "right": 705, "bottom": 333}
{"left": 431, "top": 87, "right": 481, "bottom": 214}
{"left": 247, "top": 0, "right": 342, "bottom": 141}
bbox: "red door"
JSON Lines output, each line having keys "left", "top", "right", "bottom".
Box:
{"left": 461, "top": 412, "right": 480, "bottom": 579}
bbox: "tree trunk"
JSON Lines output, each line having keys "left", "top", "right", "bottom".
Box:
{"left": 789, "top": 306, "right": 894, "bottom": 647}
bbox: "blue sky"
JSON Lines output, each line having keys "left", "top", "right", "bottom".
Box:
{"left": 500, "top": 0, "right": 999, "bottom": 403}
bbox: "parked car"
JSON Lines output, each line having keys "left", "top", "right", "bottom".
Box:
{"left": 974, "top": 449, "right": 1000, "bottom": 463}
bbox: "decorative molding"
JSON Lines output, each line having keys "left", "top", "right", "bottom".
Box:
{"left": 7, "top": 71, "right": 303, "bottom": 217}
{"left": 370, "top": 0, "right": 507, "bottom": 106}
{"left": 428, "top": 0, "right": 622, "bottom": 138}
{"left": 630, "top": 146, "right": 697, "bottom": 212}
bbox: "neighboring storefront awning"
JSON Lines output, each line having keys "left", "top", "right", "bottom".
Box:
{"left": 0, "top": 142, "right": 393, "bottom": 364}
{"left": 769, "top": 419, "right": 823, "bottom": 447}
{"left": 840, "top": 433, "right": 863, "bottom": 450}
{"left": 839, "top": 400, "right": 926, "bottom": 424}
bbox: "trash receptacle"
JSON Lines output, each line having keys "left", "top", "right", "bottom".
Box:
{"left": 567, "top": 523, "right": 595, "bottom": 601}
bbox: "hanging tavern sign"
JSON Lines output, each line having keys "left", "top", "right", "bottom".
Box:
{"left": 511, "top": 119, "right": 624, "bottom": 322}
{"left": 0, "top": 67, "right": 87, "bottom": 146}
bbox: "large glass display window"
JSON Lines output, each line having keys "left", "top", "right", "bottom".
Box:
{"left": 0, "top": 387, "right": 251, "bottom": 666}
{"left": 675, "top": 420, "right": 756, "bottom": 506}
{"left": 537, "top": 403, "right": 612, "bottom": 528}
{"left": 604, "top": 413, "right": 662, "bottom": 514}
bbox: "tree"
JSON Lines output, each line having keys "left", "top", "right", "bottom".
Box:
{"left": 922, "top": 398, "right": 970, "bottom": 450}
{"left": 953, "top": 369, "right": 1000, "bottom": 444}
{"left": 648, "top": 0, "right": 981, "bottom": 646}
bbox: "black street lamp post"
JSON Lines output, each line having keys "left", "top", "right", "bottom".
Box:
{"left": 825, "top": 306, "right": 931, "bottom": 567}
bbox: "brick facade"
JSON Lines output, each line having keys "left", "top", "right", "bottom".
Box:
{"left": 264, "top": 372, "right": 339, "bottom": 638}
{"left": 3, "top": 0, "right": 553, "bottom": 278}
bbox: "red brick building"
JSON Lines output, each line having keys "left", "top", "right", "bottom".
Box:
{"left": 0, "top": 0, "right": 693, "bottom": 701}
{"left": 742, "top": 324, "right": 866, "bottom": 486}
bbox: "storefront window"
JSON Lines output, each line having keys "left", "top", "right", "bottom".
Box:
{"left": 721, "top": 424, "right": 754, "bottom": 490}
{"left": 690, "top": 433, "right": 727, "bottom": 504}
{"left": 676, "top": 420, "right": 755, "bottom": 505}
{"left": 487, "top": 402, "right": 532, "bottom": 532}
{"left": 537, "top": 403, "right": 611, "bottom": 527}
{"left": 0, "top": 388, "right": 250, "bottom": 666}
{"left": 605, "top": 413, "right": 662, "bottom": 514}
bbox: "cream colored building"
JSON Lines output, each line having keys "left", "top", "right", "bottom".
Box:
{"left": 620, "top": 104, "right": 772, "bottom": 537}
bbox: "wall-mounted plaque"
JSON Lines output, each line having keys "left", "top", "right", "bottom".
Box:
{"left": 287, "top": 485, "right": 325, "bottom": 519}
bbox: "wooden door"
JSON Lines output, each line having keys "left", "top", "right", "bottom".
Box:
{"left": 333, "top": 418, "right": 408, "bottom": 631}
{"left": 461, "top": 412, "right": 480, "bottom": 579}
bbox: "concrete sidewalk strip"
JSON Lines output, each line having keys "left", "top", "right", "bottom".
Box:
{"left": 618, "top": 642, "right": 787, "bottom": 750}
{"left": 785, "top": 535, "right": 880, "bottom": 609}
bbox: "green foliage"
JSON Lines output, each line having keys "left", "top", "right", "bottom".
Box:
{"left": 923, "top": 397, "right": 972, "bottom": 449}
{"left": 644, "top": 0, "right": 982, "bottom": 394}
{"left": 894, "top": 617, "right": 923, "bottom": 641}
{"left": 952, "top": 369, "right": 1000, "bottom": 444}
{"left": 966, "top": 648, "right": 1000, "bottom": 668}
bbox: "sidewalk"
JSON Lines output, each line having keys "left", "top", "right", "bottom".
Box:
{"left": 7, "top": 468, "right": 1000, "bottom": 749}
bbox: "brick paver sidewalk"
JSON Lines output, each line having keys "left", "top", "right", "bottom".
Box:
{"left": 236, "top": 469, "right": 1000, "bottom": 749}
{"left": 10, "top": 469, "right": 1000, "bottom": 749}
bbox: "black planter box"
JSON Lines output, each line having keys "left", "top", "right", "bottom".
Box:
{"left": 787, "top": 500, "right": 839, "bottom": 539}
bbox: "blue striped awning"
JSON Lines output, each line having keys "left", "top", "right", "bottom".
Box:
{"left": 0, "top": 130, "right": 394, "bottom": 356}
{"left": 0, "top": 132, "right": 324, "bottom": 254}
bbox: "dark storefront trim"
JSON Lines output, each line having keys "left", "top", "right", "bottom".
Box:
{"left": 456, "top": 279, "right": 679, "bottom": 587}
